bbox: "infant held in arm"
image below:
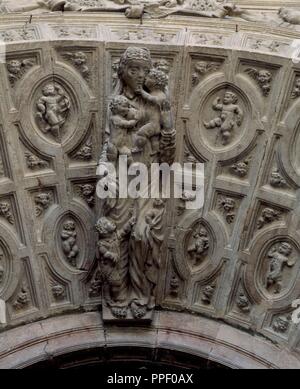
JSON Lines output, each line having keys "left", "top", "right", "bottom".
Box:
{"left": 109, "top": 95, "right": 140, "bottom": 164}
{"left": 132, "top": 68, "right": 170, "bottom": 154}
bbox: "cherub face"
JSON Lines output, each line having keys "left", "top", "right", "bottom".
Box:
{"left": 258, "top": 71, "right": 271, "bottom": 84}
{"left": 198, "top": 227, "right": 208, "bottom": 238}
{"left": 276, "top": 316, "right": 289, "bottom": 331}
{"left": 270, "top": 172, "right": 282, "bottom": 185}
{"left": 0, "top": 203, "right": 9, "bottom": 213}
{"left": 118, "top": 101, "right": 131, "bottom": 117}
{"left": 238, "top": 295, "right": 248, "bottom": 306}
{"left": 234, "top": 162, "right": 247, "bottom": 176}
{"left": 79, "top": 145, "right": 92, "bottom": 159}
{"left": 74, "top": 52, "right": 86, "bottom": 65}
{"left": 43, "top": 84, "right": 56, "bottom": 96}
{"left": 81, "top": 184, "right": 94, "bottom": 196}
{"left": 278, "top": 243, "right": 292, "bottom": 256}
{"left": 262, "top": 208, "right": 276, "bottom": 220}
{"left": 63, "top": 221, "right": 75, "bottom": 231}
{"left": 223, "top": 199, "right": 235, "bottom": 212}
{"left": 7, "top": 60, "right": 21, "bottom": 74}
{"left": 154, "top": 59, "right": 169, "bottom": 74}
{"left": 35, "top": 193, "right": 51, "bottom": 206}
{"left": 223, "top": 92, "right": 236, "bottom": 105}
{"left": 194, "top": 61, "right": 208, "bottom": 74}
{"left": 95, "top": 217, "right": 116, "bottom": 236}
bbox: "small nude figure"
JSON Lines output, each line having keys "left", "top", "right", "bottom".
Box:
{"left": 204, "top": 91, "right": 244, "bottom": 145}
{"left": 61, "top": 220, "right": 79, "bottom": 267}
{"left": 109, "top": 95, "right": 139, "bottom": 165}
{"left": 266, "top": 242, "right": 295, "bottom": 294}
{"left": 132, "top": 69, "right": 169, "bottom": 154}
{"left": 95, "top": 216, "right": 136, "bottom": 304}
{"left": 188, "top": 227, "right": 209, "bottom": 265}
{"left": 34, "top": 192, "right": 52, "bottom": 216}
{"left": 36, "top": 83, "right": 70, "bottom": 138}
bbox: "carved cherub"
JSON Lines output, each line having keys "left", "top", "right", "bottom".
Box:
{"left": 132, "top": 69, "right": 169, "bottom": 154}
{"left": 25, "top": 152, "right": 49, "bottom": 170}
{"left": 61, "top": 220, "right": 79, "bottom": 266}
{"left": 201, "top": 284, "right": 215, "bottom": 304}
{"left": 192, "top": 61, "right": 220, "bottom": 87}
{"left": 266, "top": 242, "right": 295, "bottom": 294}
{"left": 36, "top": 83, "right": 70, "bottom": 138}
{"left": 204, "top": 91, "right": 244, "bottom": 145}
{"left": 77, "top": 183, "right": 95, "bottom": 207}
{"left": 74, "top": 138, "right": 93, "bottom": 160}
{"left": 153, "top": 59, "right": 170, "bottom": 75}
{"left": 257, "top": 207, "right": 281, "bottom": 230}
{"left": 63, "top": 51, "right": 89, "bottom": 79}
{"left": 95, "top": 216, "right": 136, "bottom": 303}
{"left": 218, "top": 197, "right": 236, "bottom": 224}
{"left": 245, "top": 68, "right": 272, "bottom": 97}
{"left": 109, "top": 95, "right": 139, "bottom": 165}
{"left": 52, "top": 284, "right": 65, "bottom": 299}
{"left": 291, "top": 77, "right": 300, "bottom": 99}
{"left": 13, "top": 286, "right": 29, "bottom": 310}
{"left": 272, "top": 315, "right": 290, "bottom": 333}
{"left": 188, "top": 227, "right": 209, "bottom": 265}
{"left": 236, "top": 293, "right": 250, "bottom": 313}
{"left": 6, "top": 59, "right": 34, "bottom": 86}
{"left": 0, "top": 202, "right": 14, "bottom": 225}
{"left": 230, "top": 158, "right": 251, "bottom": 178}
{"left": 270, "top": 169, "right": 287, "bottom": 188}
{"left": 34, "top": 192, "right": 52, "bottom": 217}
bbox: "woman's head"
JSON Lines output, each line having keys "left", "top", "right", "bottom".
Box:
{"left": 118, "top": 47, "right": 152, "bottom": 93}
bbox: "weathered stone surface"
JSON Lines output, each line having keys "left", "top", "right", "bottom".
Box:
{"left": 0, "top": 2, "right": 300, "bottom": 368}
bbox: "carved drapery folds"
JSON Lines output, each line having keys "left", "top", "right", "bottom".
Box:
{"left": 96, "top": 47, "right": 175, "bottom": 321}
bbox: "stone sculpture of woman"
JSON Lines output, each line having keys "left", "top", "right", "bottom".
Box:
{"left": 97, "top": 47, "right": 175, "bottom": 320}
